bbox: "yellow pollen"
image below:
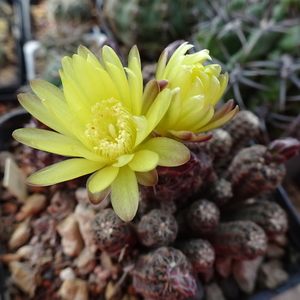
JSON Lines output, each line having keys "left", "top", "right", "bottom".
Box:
{"left": 85, "top": 98, "right": 135, "bottom": 159}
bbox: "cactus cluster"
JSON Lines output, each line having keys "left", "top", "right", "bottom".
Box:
{"left": 86, "top": 110, "right": 299, "bottom": 299}
{"left": 195, "top": 0, "right": 300, "bottom": 141}
{"left": 2, "top": 108, "right": 299, "bottom": 300}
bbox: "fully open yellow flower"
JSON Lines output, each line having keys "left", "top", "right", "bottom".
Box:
{"left": 155, "top": 42, "right": 239, "bottom": 142}
{"left": 13, "top": 45, "right": 190, "bottom": 221}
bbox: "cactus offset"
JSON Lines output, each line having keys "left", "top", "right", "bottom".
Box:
{"left": 223, "top": 200, "right": 288, "bottom": 238}
{"left": 90, "top": 208, "right": 136, "bottom": 258}
{"left": 137, "top": 209, "right": 178, "bottom": 248}
{"left": 222, "top": 110, "right": 261, "bottom": 155}
{"left": 227, "top": 138, "right": 300, "bottom": 200}
{"left": 208, "top": 221, "right": 267, "bottom": 260}
{"left": 176, "top": 239, "right": 215, "bottom": 274}
{"left": 132, "top": 247, "right": 197, "bottom": 300}
{"left": 205, "top": 178, "right": 233, "bottom": 207}
{"left": 176, "top": 199, "right": 220, "bottom": 238}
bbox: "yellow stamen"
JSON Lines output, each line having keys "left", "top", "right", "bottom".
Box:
{"left": 85, "top": 98, "right": 135, "bottom": 159}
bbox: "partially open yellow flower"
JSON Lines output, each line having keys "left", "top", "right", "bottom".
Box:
{"left": 13, "top": 45, "right": 190, "bottom": 221}
{"left": 155, "top": 42, "right": 239, "bottom": 142}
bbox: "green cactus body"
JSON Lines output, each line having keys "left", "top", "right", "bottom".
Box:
{"left": 224, "top": 200, "right": 288, "bottom": 238}
{"left": 132, "top": 247, "right": 197, "bottom": 300}
{"left": 208, "top": 221, "right": 267, "bottom": 260}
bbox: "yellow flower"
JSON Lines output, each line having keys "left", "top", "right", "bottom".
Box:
{"left": 13, "top": 45, "right": 190, "bottom": 221}
{"left": 155, "top": 42, "right": 239, "bottom": 142}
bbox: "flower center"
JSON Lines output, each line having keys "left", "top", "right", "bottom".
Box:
{"left": 85, "top": 98, "right": 135, "bottom": 159}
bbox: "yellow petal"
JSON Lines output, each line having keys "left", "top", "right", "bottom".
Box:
{"left": 155, "top": 88, "right": 182, "bottom": 135}
{"left": 145, "top": 88, "right": 171, "bottom": 136}
{"left": 136, "top": 169, "right": 158, "bottom": 186}
{"left": 199, "top": 105, "right": 239, "bottom": 132}
{"left": 125, "top": 67, "right": 142, "bottom": 116}
{"left": 128, "top": 150, "right": 159, "bottom": 172}
{"left": 13, "top": 128, "right": 84, "bottom": 157}
{"left": 59, "top": 68, "right": 91, "bottom": 125}
{"left": 88, "top": 165, "right": 119, "bottom": 194}
{"left": 142, "top": 79, "right": 160, "bottom": 115}
{"left": 113, "top": 154, "right": 134, "bottom": 167}
{"left": 110, "top": 166, "right": 139, "bottom": 221}
{"left": 72, "top": 146, "right": 112, "bottom": 164}
{"left": 17, "top": 93, "right": 72, "bottom": 137}
{"left": 30, "top": 79, "right": 66, "bottom": 103}
{"left": 156, "top": 47, "right": 169, "bottom": 80}
{"left": 27, "top": 158, "right": 105, "bottom": 186}
{"left": 163, "top": 42, "right": 193, "bottom": 78}
{"left": 137, "top": 137, "right": 190, "bottom": 167}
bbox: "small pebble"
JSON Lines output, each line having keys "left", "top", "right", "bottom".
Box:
{"left": 59, "top": 267, "right": 75, "bottom": 281}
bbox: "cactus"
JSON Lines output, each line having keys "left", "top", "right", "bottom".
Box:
{"left": 195, "top": 0, "right": 300, "bottom": 141}
{"left": 207, "top": 129, "right": 233, "bottom": 162}
{"left": 175, "top": 239, "right": 215, "bottom": 274}
{"left": 208, "top": 221, "right": 267, "bottom": 260}
{"left": 223, "top": 200, "right": 288, "bottom": 238}
{"left": 227, "top": 138, "right": 300, "bottom": 200}
{"left": 222, "top": 110, "right": 261, "bottom": 154}
{"left": 137, "top": 209, "right": 178, "bottom": 248}
{"left": 176, "top": 199, "right": 220, "bottom": 237}
{"left": 102, "top": 0, "right": 204, "bottom": 59}
{"left": 90, "top": 208, "right": 137, "bottom": 258}
{"left": 204, "top": 178, "right": 233, "bottom": 207}
{"left": 132, "top": 247, "right": 197, "bottom": 300}
{"left": 141, "top": 143, "right": 216, "bottom": 210}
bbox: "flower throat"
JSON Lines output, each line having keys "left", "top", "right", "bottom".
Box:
{"left": 85, "top": 98, "right": 134, "bottom": 159}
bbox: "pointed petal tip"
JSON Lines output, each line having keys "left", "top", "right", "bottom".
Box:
{"left": 169, "top": 130, "right": 213, "bottom": 143}
{"left": 88, "top": 186, "right": 111, "bottom": 205}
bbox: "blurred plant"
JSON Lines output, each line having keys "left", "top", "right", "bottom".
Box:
{"left": 32, "top": 0, "right": 101, "bottom": 86}
{"left": 195, "top": 0, "right": 300, "bottom": 142}
{"left": 0, "top": 1, "right": 18, "bottom": 87}
{"left": 100, "top": 0, "right": 205, "bottom": 59}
